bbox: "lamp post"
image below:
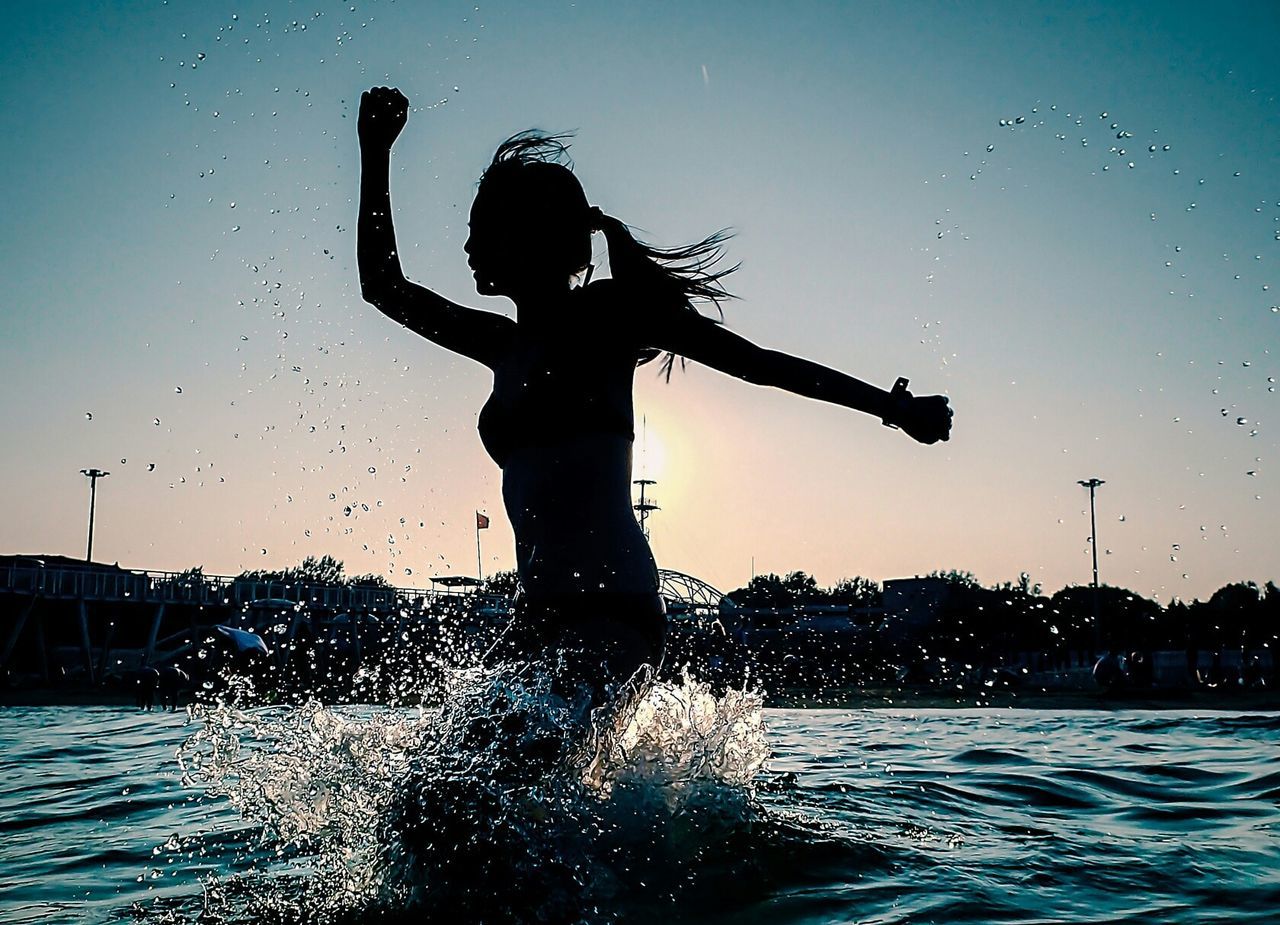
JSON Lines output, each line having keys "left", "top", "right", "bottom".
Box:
{"left": 1077, "top": 478, "right": 1105, "bottom": 589}
{"left": 1078, "top": 477, "right": 1105, "bottom": 650}
{"left": 80, "top": 468, "right": 110, "bottom": 562}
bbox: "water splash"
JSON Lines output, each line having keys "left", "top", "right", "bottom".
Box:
{"left": 176, "top": 665, "right": 769, "bottom": 923}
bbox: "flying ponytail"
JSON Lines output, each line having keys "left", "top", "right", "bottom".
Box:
{"left": 590, "top": 208, "right": 738, "bottom": 378}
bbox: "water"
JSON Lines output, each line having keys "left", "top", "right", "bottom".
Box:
{"left": 3, "top": 697, "right": 1279, "bottom": 924}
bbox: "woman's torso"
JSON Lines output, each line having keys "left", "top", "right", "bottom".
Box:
{"left": 479, "top": 285, "right": 659, "bottom": 595}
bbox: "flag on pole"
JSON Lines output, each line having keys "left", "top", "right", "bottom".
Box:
{"left": 476, "top": 512, "right": 490, "bottom": 530}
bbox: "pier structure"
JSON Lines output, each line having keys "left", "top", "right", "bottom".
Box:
{"left": 0, "top": 556, "right": 491, "bottom": 685}
{"left": 0, "top": 556, "right": 734, "bottom": 687}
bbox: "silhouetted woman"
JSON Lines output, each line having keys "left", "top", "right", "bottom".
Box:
{"left": 357, "top": 87, "right": 952, "bottom": 704}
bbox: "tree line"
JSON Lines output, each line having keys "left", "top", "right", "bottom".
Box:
{"left": 726, "top": 569, "right": 1280, "bottom": 657}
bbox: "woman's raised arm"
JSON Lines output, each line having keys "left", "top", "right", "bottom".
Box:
{"left": 652, "top": 310, "right": 953, "bottom": 444}
{"left": 357, "top": 87, "right": 511, "bottom": 368}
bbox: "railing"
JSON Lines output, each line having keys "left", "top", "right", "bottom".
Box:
{"left": 1, "top": 563, "right": 453, "bottom": 612}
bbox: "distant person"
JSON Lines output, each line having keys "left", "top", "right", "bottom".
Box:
{"left": 159, "top": 665, "right": 189, "bottom": 712}
{"left": 357, "top": 87, "right": 953, "bottom": 705}
{"left": 136, "top": 667, "right": 160, "bottom": 711}
{"left": 1208, "top": 651, "right": 1225, "bottom": 688}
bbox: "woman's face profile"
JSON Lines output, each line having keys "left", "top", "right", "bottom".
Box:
{"left": 465, "top": 191, "right": 520, "bottom": 296}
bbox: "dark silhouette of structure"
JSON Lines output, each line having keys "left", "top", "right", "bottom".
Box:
{"left": 356, "top": 86, "right": 952, "bottom": 699}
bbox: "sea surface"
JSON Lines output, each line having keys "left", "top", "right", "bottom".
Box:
{"left": 2, "top": 698, "right": 1278, "bottom": 924}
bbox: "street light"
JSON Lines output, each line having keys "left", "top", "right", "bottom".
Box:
{"left": 1076, "top": 478, "right": 1105, "bottom": 589}
{"left": 81, "top": 468, "right": 110, "bottom": 562}
{"left": 1078, "top": 477, "right": 1105, "bottom": 648}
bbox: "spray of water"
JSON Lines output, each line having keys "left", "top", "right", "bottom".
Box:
{"left": 176, "top": 662, "right": 769, "bottom": 923}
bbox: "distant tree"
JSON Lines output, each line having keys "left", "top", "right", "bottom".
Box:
{"left": 828, "top": 576, "right": 882, "bottom": 607}
{"left": 172, "top": 565, "right": 205, "bottom": 585}
{"left": 726, "top": 573, "right": 791, "bottom": 609}
{"left": 483, "top": 569, "right": 521, "bottom": 597}
{"left": 1203, "top": 581, "right": 1263, "bottom": 649}
{"left": 992, "top": 572, "right": 1043, "bottom": 598}
{"left": 289, "top": 555, "right": 347, "bottom": 585}
{"left": 1259, "top": 582, "right": 1280, "bottom": 651}
{"left": 240, "top": 554, "right": 344, "bottom": 586}
{"left": 236, "top": 555, "right": 393, "bottom": 590}
{"left": 1049, "top": 584, "right": 1162, "bottom": 652}
{"left": 927, "top": 569, "right": 981, "bottom": 589}
{"left": 781, "top": 571, "right": 821, "bottom": 603}
{"left": 162, "top": 565, "right": 209, "bottom": 602}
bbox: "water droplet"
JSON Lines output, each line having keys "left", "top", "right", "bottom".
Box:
{"left": 84, "top": 411, "right": 93, "bottom": 420}
{"left": 174, "top": 386, "right": 182, "bottom": 394}
{"left": 986, "top": 144, "right": 994, "bottom": 153}
{"left": 154, "top": 418, "right": 161, "bottom": 426}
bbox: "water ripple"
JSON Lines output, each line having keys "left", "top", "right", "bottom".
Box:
{"left": 1, "top": 706, "right": 1278, "bottom": 924}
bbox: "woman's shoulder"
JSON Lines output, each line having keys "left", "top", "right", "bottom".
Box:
{"left": 579, "top": 277, "right": 690, "bottom": 321}
{"left": 579, "top": 277, "right": 631, "bottom": 307}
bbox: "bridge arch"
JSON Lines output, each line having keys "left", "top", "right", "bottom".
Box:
{"left": 657, "top": 569, "right": 730, "bottom": 618}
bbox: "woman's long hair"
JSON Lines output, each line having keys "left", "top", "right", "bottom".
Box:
{"left": 481, "top": 131, "right": 738, "bottom": 378}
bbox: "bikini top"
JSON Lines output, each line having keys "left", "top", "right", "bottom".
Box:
{"left": 478, "top": 285, "right": 641, "bottom": 468}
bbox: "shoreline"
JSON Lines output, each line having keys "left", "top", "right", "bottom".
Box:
{"left": 3, "top": 684, "right": 1278, "bottom": 712}
{"left": 766, "top": 686, "right": 1280, "bottom": 711}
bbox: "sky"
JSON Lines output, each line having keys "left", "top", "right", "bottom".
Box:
{"left": 1, "top": 0, "right": 1277, "bottom": 602}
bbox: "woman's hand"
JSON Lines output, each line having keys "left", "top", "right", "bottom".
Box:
{"left": 358, "top": 86, "right": 409, "bottom": 151}
{"left": 887, "top": 392, "right": 953, "bottom": 444}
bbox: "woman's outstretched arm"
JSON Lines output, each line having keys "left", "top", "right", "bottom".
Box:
{"left": 652, "top": 310, "right": 952, "bottom": 444}
{"left": 357, "top": 87, "right": 511, "bottom": 368}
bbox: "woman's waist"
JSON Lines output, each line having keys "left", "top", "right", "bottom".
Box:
{"left": 499, "top": 431, "right": 634, "bottom": 476}
{"left": 517, "top": 546, "right": 659, "bottom": 596}
{"left": 501, "top": 463, "right": 638, "bottom": 526}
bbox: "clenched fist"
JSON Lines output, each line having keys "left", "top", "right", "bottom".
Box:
{"left": 359, "top": 86, "right": 409, "bottom": 151}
